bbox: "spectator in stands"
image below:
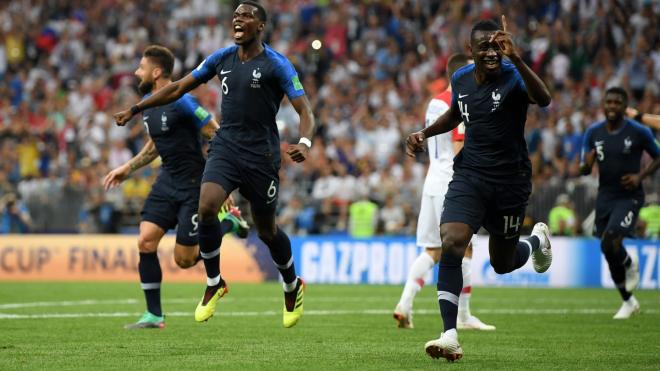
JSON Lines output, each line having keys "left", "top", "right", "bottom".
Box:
{"left": 548, "top": 193, "right": 578, "bottom": 236}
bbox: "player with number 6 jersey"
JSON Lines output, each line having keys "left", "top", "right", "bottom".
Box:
{"left": 104, "top": 45, "right": 248, "bottom": 329}
{"left": 113, "top": 1, "right": 315, "bottom": 328}
{"left": 580, "top": 86, "right": 660, "bottom": 319}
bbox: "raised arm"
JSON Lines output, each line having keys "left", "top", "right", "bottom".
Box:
{"left": 286, "top": 95, "right": 316, "bottom": 163}
{"left": 114, "top": 74, "right": 202, "bottom": 126}
{"left": 103, "top": 138, "right": 159, "bottom": 191}
{"left": 491, "top": 15, "right": 551, "bottom": 107}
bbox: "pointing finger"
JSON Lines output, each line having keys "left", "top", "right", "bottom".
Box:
{"left": 502, "top": 15, "right": 508, "bottom": 32}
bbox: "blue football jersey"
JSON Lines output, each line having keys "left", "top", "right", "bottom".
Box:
{"left": 192, "top": 44, "right": 305, "bottom": 162}
{"left": 141, "top": 93, "right": 212, "bottom": 188}
{"left": 582, "top": 119, "right": 659, "bottom": 196}
{"left": 449, "top": 62, "right": 532, "bottom": 183}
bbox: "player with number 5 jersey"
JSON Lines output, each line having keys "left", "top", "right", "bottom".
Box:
{"left": 104, "top": 45, "right": 248, "bottom": 330}
{"left": 114, "top": 1, "right": 315, "bottom": 328}
{"left": 406, "top": 17, "right": 553, "bottom": 361}
{"left": 580, "top": 86, "right": 660, "bottom": 319}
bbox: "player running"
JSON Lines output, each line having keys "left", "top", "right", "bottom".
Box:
{"left": 114, "top": 1, "right": 315, "bottom": 328}
{"left": 104, "top": 45, "right": 248, "bottom": 329}
{"left": 394, "top": 53, "right": 494, "bottom": 331}
{"left": 580, "top": 86, "right": 659, "bottom": 319}
{"left": 406, "top": 16, "right": 553, "bottom": 361}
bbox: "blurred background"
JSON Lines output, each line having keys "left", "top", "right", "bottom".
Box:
{"left": 0, "top": 0, "right": 658, "bottom": 240}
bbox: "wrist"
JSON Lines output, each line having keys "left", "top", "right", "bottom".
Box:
{"left": 633, "top": 112, "right": 644, "bottom": 122}
{"left": 298, "top": 137, "right": 312, "bottom": 149}
{"left": 130, "top": 105, "right": 141, "bottom": 115}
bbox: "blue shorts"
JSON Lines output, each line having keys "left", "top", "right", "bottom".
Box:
{"left": 202, "top": 141, "right": 280, "bottom": 213}
{"left": 593, "top": 193, "right": 643, "bottom": 238}
{"left": 440, "top": 171, "right": 531, "bottom": 239}
{"left": 141, "top": 178, "right": 200, "bottom": 246}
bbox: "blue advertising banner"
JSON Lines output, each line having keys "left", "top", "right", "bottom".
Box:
{"left": 288, "top": 236, "right": 660, "bottom": 289}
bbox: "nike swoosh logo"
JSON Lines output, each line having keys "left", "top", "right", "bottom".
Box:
{"left": 189, "top": 232, "right": 199, "bottom": 237}
{"left": 266, "top": 198, "right": 277, "bottom": 204}
{"left": 143, "top": 116, "right": 149, "bottom": 120}
{"left": 459, "top": 94, "right": 469, "bottom": 98}
{"left": 220, "top": 69, "right": 231, "bottom": 75}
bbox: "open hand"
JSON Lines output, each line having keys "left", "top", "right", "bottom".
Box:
{"left": 103, "top": 164, "right": 131, "bottom": 191}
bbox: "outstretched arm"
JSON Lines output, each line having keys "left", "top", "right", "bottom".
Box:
{"left": 103, "top": 138, "right": 159, "bottom": 191}
{"left": 406, "top": 107, "right": 461, "bottom": 157}
{"left": 491, "top": 15, "right": 551, "bottom": 107}
{"left": 627, "top": 107, "right": 660, "bottom": 130}
{"left": 287, "top": 95, "right": 316, "bottom": 163}
{"left": 114, "top": 74, "right": 202, "bottom": 126}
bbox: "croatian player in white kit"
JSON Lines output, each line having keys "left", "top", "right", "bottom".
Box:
{"left": 394, "top": 53, "right": 494, "bottom": 331}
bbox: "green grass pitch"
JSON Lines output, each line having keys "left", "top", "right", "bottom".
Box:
{"left": 1, "top": 282, "right": 659, "bottom": 370}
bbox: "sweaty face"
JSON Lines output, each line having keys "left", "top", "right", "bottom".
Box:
{"left": 232, "top": 4, "right": 263, "bottom": 45}
{"left": 471, "top": 30, "right": 502, "bottom": 77}
{"left": 603, "top": 93, "right": 626, "bottom": 122}
{"left": 135, "top": 57, "right": 155, "bottom": 95}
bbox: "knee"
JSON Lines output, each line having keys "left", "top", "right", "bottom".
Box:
{"left": 175, "top": 254, "right": 197, "bottom": 269}
{"left": 198, "top": 201, "right": 217, "bottom": 222}
{"left": 491, "top": 260, "right": 512, "bottom": 275}
{"left": 425, "top": 248, "right": 442, "bottom": 263}
{"left": 257, "top": 226, "right": 278, "bottom": 243}
{"left": 137, "top": 235, "right": 158, "bottom": 253}
{"left": 601, "top": 230, "right": 620, "bottom": 254}
{"left": 440, "top": 231, "right": 469, "bottom": 258}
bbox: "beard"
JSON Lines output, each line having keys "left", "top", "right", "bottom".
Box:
{"left": 138, "top": 80, "right": 153, "bottom": 95}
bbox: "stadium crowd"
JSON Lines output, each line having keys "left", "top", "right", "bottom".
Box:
{"left": 0, "top": 0, "right": 658, "bottom": 238}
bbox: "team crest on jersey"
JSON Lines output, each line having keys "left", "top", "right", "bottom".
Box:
{"left": 623, "top": 136, "right": 632, "bottom": 154}
{"left": 161, "top": 113, "right": 169, "bottom": 132}
{"left": 251, "top": 68, "right": 261, "bottom": 88}
{"left": 491, "top": 89, "right": 501, "bottom": 112}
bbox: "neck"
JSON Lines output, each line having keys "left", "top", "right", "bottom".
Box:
{"left": 152, "top": 79, "right": 172, "bottom": 93}
{"left": 239, "top": 40, "right": 264, "bottom": 61}
{"left": 474, "top": 68, "right": 491, "bottom": 85}
{"left": 605, "top": 117, "right": 624, "bottom": 132}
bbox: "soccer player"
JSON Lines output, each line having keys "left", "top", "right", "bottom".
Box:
{"left": 114, "top": 1, "right": 315, "bottom": 328}
{"left": 394, "top": 53, "right": 494, "bottom": 331}
{"left": 406, "top": 16, "right": 553, "bottom": 361}
{"left": 104, "top": 45, "right": 248, "bottom": 329}
{"left": 580, "top": 87, "right": 660, "bottom": 319}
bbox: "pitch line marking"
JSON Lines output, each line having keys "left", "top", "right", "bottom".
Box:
{"left": 0, "top": 308, "right": 658, "bottom": 320}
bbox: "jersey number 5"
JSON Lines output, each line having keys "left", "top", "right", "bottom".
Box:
{"left": 595, "top": 142, "right": 604, "bottom": 161}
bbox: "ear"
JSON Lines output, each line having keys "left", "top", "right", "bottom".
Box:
{"left": 258, "top": 22, "right": 264, "bottom": 32}
{"left": 152, "top": 67, "right": 162, "bottom": 80}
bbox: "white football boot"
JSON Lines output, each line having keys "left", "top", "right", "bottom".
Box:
{"left": 425, "top": 330, "right": 463, "bottom": 362}
{"left": 393, "top": 304, "right": 413, "bottom": 329}
{"left": 613, "top": 296, "right": 640, "bottom": 319}
{"left": 531, "top": 222, "right": 552, "bottom": 273}
{"left": 624, "top": 253, "right": 640, "bottom": 292}
{"left": 457, "top": 315, "right": 496, "bottom": 331}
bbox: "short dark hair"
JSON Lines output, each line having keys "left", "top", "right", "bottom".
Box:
{"left": 604, "top": 86, "right": 628, "bottom": 105}
{"left": 471, "top": 19, "right": 499, "bottom": 41}
{"left": 143, "top": 45, "right": 174, "bottom": 78}
{"left": 240, "top": 1, "right": 267, "bottom": 23}
{"left": 447, "top": 53, "right": 469, "bottom": 79}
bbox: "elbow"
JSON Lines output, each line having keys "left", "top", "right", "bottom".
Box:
{"left": 537, "top": 94, "right": 551, "bottom": 108}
